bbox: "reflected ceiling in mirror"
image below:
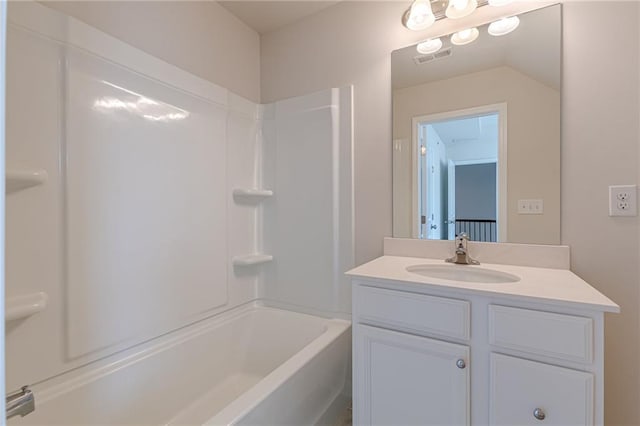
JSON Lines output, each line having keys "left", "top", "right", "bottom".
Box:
{"left": 392, "top": 4, "right": 561, "bottom": 245}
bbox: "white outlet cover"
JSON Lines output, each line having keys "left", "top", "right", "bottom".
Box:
{"left": 609, "top": 185, "right": 637, "bottom": 216}
{"left": 517, "top": 199, "right": 544, "bottom": 215}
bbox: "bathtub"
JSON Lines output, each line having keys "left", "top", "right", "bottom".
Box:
{"left": 14, "top": 305, "right": 351, "bottom": 425}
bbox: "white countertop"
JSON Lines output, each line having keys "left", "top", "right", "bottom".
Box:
{"left": 347, "top": 256, "right": 620, "bottom": 313}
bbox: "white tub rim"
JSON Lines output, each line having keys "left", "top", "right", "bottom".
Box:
{"left": 202, "top": 317, "right": 350, "bottom": 425}
{"left": 31, "top": 303, "right": 340, "bottom": 405}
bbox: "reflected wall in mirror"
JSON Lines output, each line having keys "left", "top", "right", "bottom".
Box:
{"left": 392, "top": 4, "right": 561, "bottom": 245}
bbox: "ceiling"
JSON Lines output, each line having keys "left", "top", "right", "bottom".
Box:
{"left": 219, "top": 1, "right": 340, "bottom": 34}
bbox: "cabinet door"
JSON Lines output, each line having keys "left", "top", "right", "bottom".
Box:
{"left": 490, "top": 353, "right": 594, "bottom": 425}
{"left": 354, "top": 324, "right": 469, "bottom": 426}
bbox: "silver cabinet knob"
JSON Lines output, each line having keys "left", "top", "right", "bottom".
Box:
{"left": 456, "top": 359, "right": 466, "bottom": 369}
{"left": 533, "top": 408, "right": 546, "bottom": 421}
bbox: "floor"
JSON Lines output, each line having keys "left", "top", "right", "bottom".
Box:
{"left": 333, "top": 402, "right": 352, "bottom": 426}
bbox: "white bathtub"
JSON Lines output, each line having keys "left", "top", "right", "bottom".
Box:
{"left": 14, "top": 305, "right": 351, "bottom": 425}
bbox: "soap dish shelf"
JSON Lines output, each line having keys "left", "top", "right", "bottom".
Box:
{"left": 232, "top": 254, "right": 273, "bottom": 266}
{"left": 6, "top": 169, "right": 48, "bottom": 194}
{"left": 232, "top": 188, "right": 273, "bottom": 202}
{"left": 6, "top": 292, "right": 48, "bottom": 321}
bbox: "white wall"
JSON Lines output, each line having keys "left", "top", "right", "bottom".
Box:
{"left": 43, "top": 1, "right": 261, "bottom": 102}
{"left": 261, "top": 2, "right": 640, "bottom": 424}
{"left": 562, "top": 3, "right": 640, "bottom": 425}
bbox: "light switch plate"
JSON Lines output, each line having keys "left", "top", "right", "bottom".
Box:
{"left": 518, "top": 199, "right": 543, "bottom": 215}
{"left": 609, "top": 185, "right": 637, "bottom": 216}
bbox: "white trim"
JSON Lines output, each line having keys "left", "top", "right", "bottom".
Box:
{"left": 411, "top": 103, "right": 508, "bottom": 242}
{"left": 0, "top": 0, "right": 7, "bottom": 417}
{"left": 411, "top": 117, "right": 420, "bottom": 238}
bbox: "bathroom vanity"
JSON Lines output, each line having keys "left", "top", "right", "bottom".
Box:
{"left": 348, "top": 239, "right": 619, "bottom": 426}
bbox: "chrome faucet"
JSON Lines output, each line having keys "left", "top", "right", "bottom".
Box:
{"left": 446, "top": 233, "right": 480, "bottom": 265}
{"left": 6, "top": 386, "right": 35, "bottom": 420}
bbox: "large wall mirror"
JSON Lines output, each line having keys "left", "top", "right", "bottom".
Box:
{"left": 392, "top": 5, "right": 561, "bottom": 245}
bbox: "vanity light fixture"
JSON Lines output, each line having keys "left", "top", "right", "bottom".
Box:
{"left": 416, "top": 38, "right": 443, "bottom": 54}
{"left": 445, "top": 0, "right": 478, "bottom": 19}
{"left": 488, "top": 16, "right": 520, "bottom": 36}
{"left": 488, "top": 0, "right": 514, "bottom": 6}
{"left": 403, "top": 0, "right": 436, "bottom": 31}
{"left": 451, "top": 27, "right": 479, "bottom": 45}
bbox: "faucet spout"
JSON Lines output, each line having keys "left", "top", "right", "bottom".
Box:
{"left": 446, "top": 233, "right": 480, "bottom": 265}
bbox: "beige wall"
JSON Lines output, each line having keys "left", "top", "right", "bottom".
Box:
{"left": 262, "top": 1, "right": 640, "bottom": 424}
{"left": 562, "top": 3, "right": 640, "bottom": 425}
{"left": 43, "top": 1, "right": 261, "bottom": 102}
{"left": 393, "top": 66, "right": 561, "bottom": 245}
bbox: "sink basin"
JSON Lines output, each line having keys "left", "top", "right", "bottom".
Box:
{"left": 406, "top": 264, "right": 520, "bottom": 284}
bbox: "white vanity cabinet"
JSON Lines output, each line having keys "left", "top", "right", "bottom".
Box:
{"left": 351, "top": 271, "right": 616, "bottom": 426}
{"left": 355, "top": 324, "right": 469, "bottom": 425}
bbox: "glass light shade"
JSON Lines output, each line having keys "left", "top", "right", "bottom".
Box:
{"left": 406, "top": 0, "right": 435, "bottom": 31}
{"left": 488, "top": 0, "right": 514, "bottom": 6}
{"left": 451, "top": 27, "right": 479, "bottom": 45}
{"left": 488, "top": 16, "right": 520, "bottom": 36}
{"left": 416, "top": 38, "right": 443, "bottom": 54}
{"left": 445, "top": 0, "right": 478, "bottom": 19}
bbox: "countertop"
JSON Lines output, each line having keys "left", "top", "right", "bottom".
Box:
{"left": 347, "top": 256, "right": 620, "bottom": 313}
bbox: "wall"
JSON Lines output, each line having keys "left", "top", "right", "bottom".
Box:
{"left": 562, "top": 3, "right": 640, "bottom": 425}
{"left": 44, "top": 1, "right": 261, "bottom": 102}
{"left": 393, "top": 66, "right": 560, "bottom": 244}
{"left": 261, "top": 1, "right": 640, "bottom": 424}
{"left": 456, "top": 163, "right": 496, "bottom": 220}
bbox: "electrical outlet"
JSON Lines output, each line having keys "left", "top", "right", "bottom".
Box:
{"left": 609, "top": 185, "right": 637, "bottom": 216}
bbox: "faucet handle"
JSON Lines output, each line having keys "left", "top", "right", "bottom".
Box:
{"left": 457, "top": 232, "right": 469, "bottom": 241}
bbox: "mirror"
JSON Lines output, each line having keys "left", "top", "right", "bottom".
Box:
{"left": 392, "top": 5, "right": 561, "bottom": 245}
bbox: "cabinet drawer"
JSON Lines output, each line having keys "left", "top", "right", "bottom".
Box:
{"left": 489, "top": 305, "right": 593, "bottom": 363}
{"left": 355, "top": 285, "right": 470, "bottom": 340}
{"left": 490, "top": 353, "right": 594, "bottom": 425}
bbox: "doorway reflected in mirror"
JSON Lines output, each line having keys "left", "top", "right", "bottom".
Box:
{"left": 416, "top": 109, "right": 502, "bottom": 242}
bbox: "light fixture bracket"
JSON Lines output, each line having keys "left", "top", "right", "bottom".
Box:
{"left": 402, "top": 0, "right": 489, "bottom": 29}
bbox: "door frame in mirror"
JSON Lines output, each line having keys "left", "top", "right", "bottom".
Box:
{"left": 410, "top": 102, "right": 508, "bottom": 242}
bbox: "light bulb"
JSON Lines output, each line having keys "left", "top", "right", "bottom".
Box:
{"left": 405, "top": 0, "right": 435, "bottom": 31}
{"left": 488, "top": 16, "right": 520, "bottom": 36}
{"left": 488, "top": 0, "right": 513, "bottom": 6}
{"left": 445, "top": 0, "right": 478, "bottom": 19}
{"left": 416, "top": 38, "right": 443, "bottom": 54}
{"left": 451, "top": 27, "right": 479, "bottom": 45}
{"left": 451, "top": 0, "right": 469, "bottom": 10}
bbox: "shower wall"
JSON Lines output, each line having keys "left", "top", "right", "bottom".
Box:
{"left": 262, "top": 88, "right": 354, "bottom": 316}
{"left": 6, "top": 3, "right": 262, "bottom": 390}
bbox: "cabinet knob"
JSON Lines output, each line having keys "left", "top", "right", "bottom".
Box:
{"left": 456, "top": 359, "right": 466, "bottom": 369}
{"left": 533, "top": 408, "right": 546, "bottom": 421}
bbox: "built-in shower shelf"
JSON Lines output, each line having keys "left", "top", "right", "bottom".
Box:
{"left": 5, "top": 292, "right": 48, "bottom": 321}
{"left": 232, "top": 254, "right": 274, "bottom": 266}
{"left": 232, "top": 188, "right": 274, "bottom": 201}
{"left": 6, "top": 169, "right": 48, "bottom": 193}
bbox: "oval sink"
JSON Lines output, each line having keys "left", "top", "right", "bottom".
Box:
{"left": 406, "top": 264, "right": 520, "bottom": 284}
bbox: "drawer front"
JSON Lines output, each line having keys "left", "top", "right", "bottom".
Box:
{"left": 489, "top": 305, "right": 593, "bottom": 363}
{"left": 490, "top": 353, "right": 594, "bottom": 425}
{"left": 355, "top": 285, "right": 470, "bottom": 340}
